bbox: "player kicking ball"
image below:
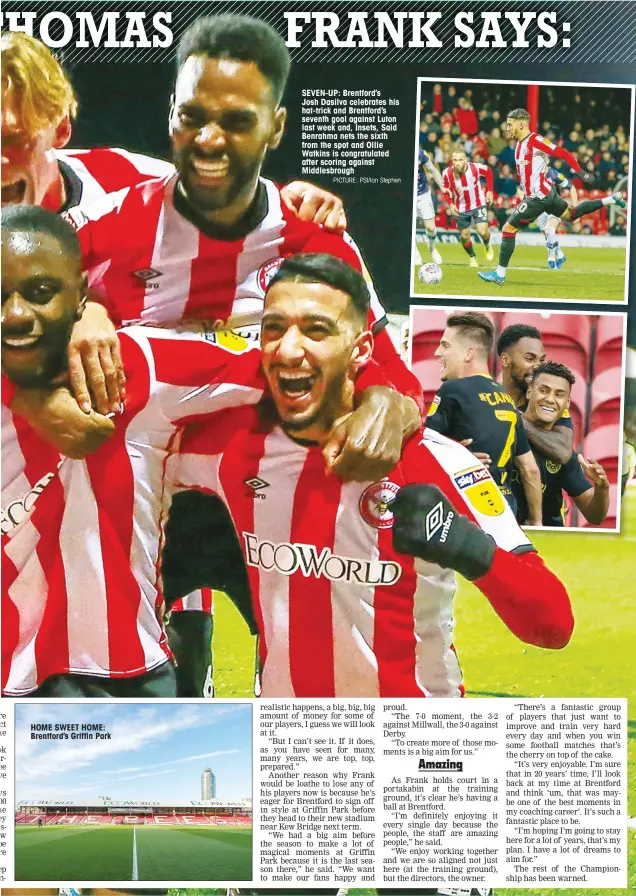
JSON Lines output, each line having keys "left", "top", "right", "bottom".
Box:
{"left": 443, "top": 149, "right": 495, "bottom": 267}
{"left": 478, "top": 108, "right": 626, "bottom": 285}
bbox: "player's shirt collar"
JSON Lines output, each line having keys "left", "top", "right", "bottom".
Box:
{"left": 172, "top": 177, "right": 269, "bottom": 242}
{"left": 57, "top": 159, "right": 84, "bottom": 214}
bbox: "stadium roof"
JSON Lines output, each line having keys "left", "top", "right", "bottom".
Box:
{"left": 17, "top": 798, "right": 252, "bottom": 808}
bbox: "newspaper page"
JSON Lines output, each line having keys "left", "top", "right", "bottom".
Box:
{"left": 0, "top": 1, "right": 634, "bottom": 896}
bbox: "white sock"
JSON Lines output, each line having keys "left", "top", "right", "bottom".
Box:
{"left": 602, "top": 194, "right": 618, "bottom": 206}
{"left": 426, "top": 230, "right": 437, "bottom": 250}
{"left": 496, "top": 265, "right": 506, "bottom": 278}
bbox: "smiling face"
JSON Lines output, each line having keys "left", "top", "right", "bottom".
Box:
{"left": 1, "top": 228, "right": 83, "bottom": 385}
{"left": 1, "top": 89, "right": 71, "bottom": 208}
{"left": 435, "top": 326, "right": 472, "bottom": 381}
{"left": 169, "top": 55, "right": 286, "bottom": 218}
{"left": 526, "top": 372, "right": 571, "bottom": 428}
{"left": 260, "top": 279, "right": 372, "bottom": 440}
{"left": 501, "top": 335, "right": 546, "bottom": 393}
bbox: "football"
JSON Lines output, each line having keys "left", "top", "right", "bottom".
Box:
{"left": 418, "top": 262, "right": 443, "bottom": 285}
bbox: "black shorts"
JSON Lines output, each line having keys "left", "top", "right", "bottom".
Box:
{"left": 456, "top": 206, "right": 488, "bottom": 230}
{"left": 508, "top": 186, "right": 568, "bottom": 228}
{"left": 31, "top": 661, "right": 177, "bottom": 697}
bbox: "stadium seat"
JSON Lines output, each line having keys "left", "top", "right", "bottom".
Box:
{"left": 412, "top": 359, "right": 442, "bottom": 409}
{"left": 582, "top": 426, "right": 620, "bottom": 485}
{"left": 579, "top": 483, "right": 619, "bottom": 529}
{"left": 589, "top": 366, "right": 622, "bottom": 431}
{"left": 411, "top": 310, "right": 450, "bottom": 363}
{"left": 594, "top": 315, "right": 625, "bottom": 375}
{"left": 500, "top": 312, "right": 592, "bottom": 382}
{"left": 566, "top": 375, "right": 587, "bottom": 447}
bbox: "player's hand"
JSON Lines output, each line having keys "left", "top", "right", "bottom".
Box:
{"left": 281, "top": 181, "right": 347, "bottom": 233}
{"left": 10, "top": 386, "right": 116, "bottom": 459}
{"left": 460, "top": 438, "right": 492, "bottom": 467}
{"left": 578, "top": 455, "right": 609, "bottom": 488}
{"left": 486, "top": 191, "right": 494, "bottom": 206}
{"left": 323, "top": 386, "right": 407, "bottom": 481}
{"left": 392, "top": 483, "right": 496, "bottom": 580}
{"left": 578, "top": 169, "right": 596, "bottom": 186}
{"left": 448, "top": 203, "right": 459, "bottom": 217}
{"left": 67, "top": 300, "right": 125, "bottom": 415}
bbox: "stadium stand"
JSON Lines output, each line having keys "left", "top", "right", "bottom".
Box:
{"left": 417, "top": 82, "right": 630, "bottom": 234}
{"left": 412, "top": 309, "right": 624, "bottom": 528}
{"left": 15, "top": 799, "right": 254, "bottom": 827}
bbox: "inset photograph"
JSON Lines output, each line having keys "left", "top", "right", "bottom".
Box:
{"left": 411, "top": 78, "right": 632, "bottom": 303}
{"left": 410, "top": 307, "right": 626, "bottom": 530}
{"left": 15, "top": 704, "right": 252, "bottom": 881}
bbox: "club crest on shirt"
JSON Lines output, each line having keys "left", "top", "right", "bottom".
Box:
{"left": 453, "top": 466, "right": 504, "bottom": 517}
{"left": 426, "top": 395, "right": 440, "bottom": 417}
{"left": 359, "top": 480, "right": 400, "bottom": 529}
{"left": 257, "top": 258, "right": 284, "bottom": 293}
{"left": 546, "top": 459, "right": 562, "bottom": 474}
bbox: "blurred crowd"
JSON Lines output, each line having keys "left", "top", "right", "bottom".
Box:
{"left": 418, "top": 82, "right": 631, "bottom": 236}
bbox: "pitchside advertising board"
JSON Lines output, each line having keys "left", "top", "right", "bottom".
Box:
{"left": 1, "top": 0, "right": 635, "bottom": 891}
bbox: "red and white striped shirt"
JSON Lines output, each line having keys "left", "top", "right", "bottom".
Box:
{"left": 514, "top": 132, "right": 557, "bottom": 198}
{"left": 56, "top": 148, "right": 174, "bottom": 213}
{"left": 443, "top": 163, "right": 493, "bottom": 213}
{"left": 1, "top": 326, "right": 264, "bottom": 695}
{"left": 70, "top": 174, "right": 386, "bottom": 336}
{"left": 171, "top": 420, "right": 573, "bottom": 698}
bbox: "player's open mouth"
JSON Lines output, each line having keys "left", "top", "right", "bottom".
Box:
{"left": 277, "top": 371, "right": 316, "bottom": 398}
{"left": 538, "top": 403, "right": 557, "bottom": 416}
{"left": 1, "top": 180, "right": 26, "bottom": 204}
{"left": 190, "top": 157, "right": 230, "bottom": 182}
{"left": 2, "top": 335, "right": 40, "bottom": 349}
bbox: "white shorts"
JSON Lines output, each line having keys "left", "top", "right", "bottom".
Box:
{"left": 417, "top": 191, "right": 435, "bottom": 221}
{"left": 536, "top": 211, "right": 549, "bottom": 230}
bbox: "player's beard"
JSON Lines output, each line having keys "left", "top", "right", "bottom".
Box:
{"left": 174, "top": 146, "right": 263, "bottom": 213}
{"left": 280, "top": 369, "right": 349, "bottom": 438}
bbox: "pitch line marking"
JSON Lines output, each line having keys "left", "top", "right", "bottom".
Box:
{"left": 132, "top": 825, "right": 139, "bottom": 881}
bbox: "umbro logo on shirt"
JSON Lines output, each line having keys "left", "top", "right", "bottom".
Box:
{"left": 244, "top": 477, "right": 269, "bottom": 499}
{"left": 132, "top": 268, "right": 163, "bottom": 282}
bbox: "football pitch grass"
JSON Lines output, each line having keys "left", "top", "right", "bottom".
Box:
{"left": 213, "top": 488, "right": 636, "bottom": 896}
{"left": 15, "top": 823, "right": 252, "bottom": 881}
{"left": 411, "top": 243, "right": 626, "bottom": 302}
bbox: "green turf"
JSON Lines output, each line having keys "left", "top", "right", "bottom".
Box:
{"left": 15, "top": 824, "right": 252, "bottom": 881}
{"left": 412, "top": 243, "right": 626, "bottom": 302}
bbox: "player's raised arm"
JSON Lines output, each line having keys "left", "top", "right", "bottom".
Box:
{"left": 529, "top": 133, "right": 595, "bottom": 185}
{"left": 573, "top": 456, "right": 610, "bottom": 525}
{"left": 394, "top": 433, "right": 574, "bottom": 649}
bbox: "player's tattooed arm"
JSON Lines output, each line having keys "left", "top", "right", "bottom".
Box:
{"left": 280, "top": 181, "right": 347, "bottom": 233}
{"left": 10, "top": 385, "right": 115, "bottom": 459}
{"left": 323, "top": 387, "right": 419, "bottom": 482}
{"left": 522, "top": 416, "right": 573, "bottom": 466}
{"left": 574, "top": 457, "right": 610, "bottom": 525}
{"left": 67, "top": 297, "right": 125, "bottom": 415}
{"left": 514, "top": 449, "right": 543, "bottom": 526}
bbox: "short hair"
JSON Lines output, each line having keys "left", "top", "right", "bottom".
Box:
{"left": 446, "top": 311, "right": 494, "bottom": 356}
{"left": 531, "top": 360, "right": 576, "bottom": 389}
{"left": 1, "top": 204, "right": 82, "bottom": 262}
{"left": 451, "top": 147, "right": 467, "bottom": 157}
{"left": 497, "top": 323, "right": 543, "bottom": 356}
{"left": 1, "top": 32, "right": 77, "bottom": 134}
{"left": 267, "top": 253, "right": 370, "bottom": 324}
{"left": 176, "top": 15, "right": 291, "bottom": 104}
{"left": 507, "top": 108, "right": 531, "bottom": 122}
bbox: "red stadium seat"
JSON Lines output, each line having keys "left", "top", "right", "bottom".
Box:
{"left": 594, "top": 315, "right": 625, "bottom": 375}
{"left": 412, "top": 358, "right": 442, "bottom": 409}
{"left": 411, "top": 310, "right": 450, "bottom": 363}
{"left": 567, "top": 376, "right": 587, "bottom": 447}
{"left": 500, "top": 312, "right": 592, "bottom": 381}
{"left": 579, "top": 483, "right": 618, "bottom": 529}
{"left": 589, "top": 366, "right": 622, "bottom": 431}
{"left": 583, "top": 426, "right": 620, "bottom": 485}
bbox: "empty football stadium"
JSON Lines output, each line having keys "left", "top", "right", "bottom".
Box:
{"left": 15, "top": 799, "right": 252, "bottom": 881}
